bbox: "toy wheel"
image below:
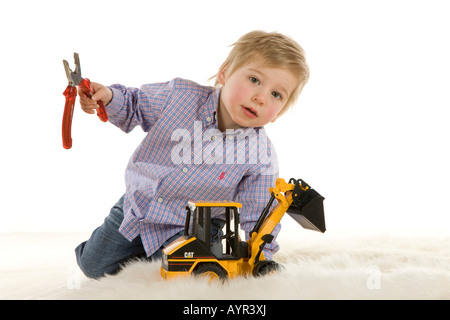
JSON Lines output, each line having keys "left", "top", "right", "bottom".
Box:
{"left": 194, "top": 263, "right": 228, "bottom": 282}
{"left": 252, "top": 260, "right": 281, "bottom": 277}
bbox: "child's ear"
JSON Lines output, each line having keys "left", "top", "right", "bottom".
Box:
{"left": 217, "top": 65, "right": 228, "bottom": 85}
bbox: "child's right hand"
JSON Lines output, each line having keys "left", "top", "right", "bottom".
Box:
{"left": 78, "top": 82, "right": 113, "bottom": 115}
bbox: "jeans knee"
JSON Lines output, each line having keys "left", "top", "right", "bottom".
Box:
{"left": 75, "top": 242, "right": 108, "bottom": 279}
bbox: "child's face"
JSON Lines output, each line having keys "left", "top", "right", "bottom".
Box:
{"left": 217, "top": 61, "right": 298, "bottom": 129}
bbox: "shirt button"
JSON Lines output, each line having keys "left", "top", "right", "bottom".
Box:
{"left": 182, "top": 167, "right": 188, "bottom": 173}
{"left": 211, "top": 135, "right": 217, "bottom": 141}
{"left": 206, "top": 117, "right": 212, "bottom": 122}
{"left": 157, "top": 198, "right": 163, "bottom": 203}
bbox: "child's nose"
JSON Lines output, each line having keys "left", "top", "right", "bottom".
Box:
{"left": 252, "top": 91, "right": 265, "bottom": 105}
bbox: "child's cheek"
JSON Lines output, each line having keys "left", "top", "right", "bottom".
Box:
{"left": 232, "top": 82, "right": 251, "bottom": 104}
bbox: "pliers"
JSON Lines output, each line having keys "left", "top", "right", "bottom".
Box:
{"left": 62, "top": 52, "right": 108, "bottom": 149}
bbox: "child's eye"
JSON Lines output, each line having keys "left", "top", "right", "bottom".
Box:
{"left": 272, "top": 91, "right": 282, "bottom": 99}
{"left": 249, "top": 77, "right": 260, "bottom": 85}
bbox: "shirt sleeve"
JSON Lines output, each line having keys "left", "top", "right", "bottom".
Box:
{"left": 105, "top": 80, "right": 175, "bottom": 133}
{"left": 236, "top": 139, "right": 280, "bottom": 260}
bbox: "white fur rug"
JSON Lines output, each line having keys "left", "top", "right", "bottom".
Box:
{"left": 1, "top": 231, "right": 449, "bottom": 300}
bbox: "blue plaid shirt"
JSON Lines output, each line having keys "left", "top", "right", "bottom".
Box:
{"left": 106, "top": 78, "right": 280, "bottom": 258}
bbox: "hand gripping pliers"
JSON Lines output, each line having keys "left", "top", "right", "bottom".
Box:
{"left": 62, "top": 53, "right": 108, "bottom": 149}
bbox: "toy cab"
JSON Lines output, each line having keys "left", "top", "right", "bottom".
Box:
{"left": 160, "top": 201, "right": 251, "bottom": 280}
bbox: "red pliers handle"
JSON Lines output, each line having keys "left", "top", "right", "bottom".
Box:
{"left": 78, "top": 78, "right": 108, "bottom": 122}
{"left": 62, "top": 86, "right": 77, "bottom": 149}
{"left": 62, "top": 53, "right": 108, "bottom": 149}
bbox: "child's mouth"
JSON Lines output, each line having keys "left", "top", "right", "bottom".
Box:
{"left": 242, "top": 106, "right": 258, "bottom": 118}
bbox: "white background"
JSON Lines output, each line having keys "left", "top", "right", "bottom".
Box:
{"left": 1, "top": 0, "right": 449, "bottom": 234}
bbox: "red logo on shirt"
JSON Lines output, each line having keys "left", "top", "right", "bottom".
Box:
{"left": 218, "top": 172, "right": 226, "bottom": 180}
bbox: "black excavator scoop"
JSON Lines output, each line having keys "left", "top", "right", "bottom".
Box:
{"left": 286, "top": 179, "right": 326, "bottom": 233}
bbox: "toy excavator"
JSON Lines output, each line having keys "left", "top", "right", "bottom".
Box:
{"left": 160, "top": 178, "right": 326, "bottom": 280}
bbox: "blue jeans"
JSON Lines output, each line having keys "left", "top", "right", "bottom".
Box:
{"left": 75, "top": 195, "right": 224, "bottom": 279}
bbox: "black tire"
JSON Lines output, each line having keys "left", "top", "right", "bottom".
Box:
{"left": 193, "top": 263, "right": 228, "bottom": 281}
{"left": 252, "top": 260, "right": 281, "bottom": 277}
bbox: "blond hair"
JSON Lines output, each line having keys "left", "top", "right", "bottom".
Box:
{"left": 212, "top": 30, "right": 309, "bottom": 116}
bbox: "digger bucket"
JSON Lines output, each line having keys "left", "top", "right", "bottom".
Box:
{"left": 286, "top": 179, "right": 326, "bottom": 233}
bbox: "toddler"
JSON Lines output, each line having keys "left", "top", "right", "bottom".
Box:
{"left": 75, "top": 30, "right": 309, "bottom": 279}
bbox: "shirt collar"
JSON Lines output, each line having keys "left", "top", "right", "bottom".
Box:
{"left": 202, "top": 87, "right": 221, "bottom": 125}
{"left": 201, "top": 86, "right": 264, "bottom": 138}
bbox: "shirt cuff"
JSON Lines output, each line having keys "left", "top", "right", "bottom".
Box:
{"left": 105, "top": 86, "right": 125, "bottom": 118}
{"left": 262, "top": 249, "right": 274, "bottom": 261}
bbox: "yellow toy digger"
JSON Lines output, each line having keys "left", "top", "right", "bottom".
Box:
{"left": 160, "top": 178, "right": 325, "bottom": 280}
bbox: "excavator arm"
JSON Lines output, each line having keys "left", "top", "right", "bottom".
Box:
{"left": 247, "top": 178, "right": 325, "bottom": 274}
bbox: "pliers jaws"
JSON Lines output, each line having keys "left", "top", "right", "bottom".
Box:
{"left": 63, "top": 53, "right": 83, "bottom": 87}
